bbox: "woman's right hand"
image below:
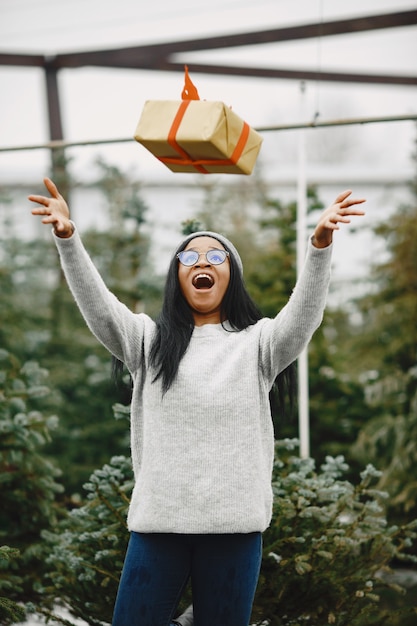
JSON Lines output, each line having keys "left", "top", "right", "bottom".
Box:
{"left": 29, "top": 177, "right": 73, "bottom": 238}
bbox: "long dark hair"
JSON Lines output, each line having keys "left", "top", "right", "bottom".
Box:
{"left": 113, "top": 236, "right": 296, "bottom": 424}
{"left": 147, "top": 237, "right": 297, "bottom": 424}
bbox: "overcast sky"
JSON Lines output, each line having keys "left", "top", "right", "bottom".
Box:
{"left": 1, "top": 0, "right": 416, "bottom": 172}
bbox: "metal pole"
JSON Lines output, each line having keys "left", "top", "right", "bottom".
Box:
{"left": 45, "top": 64, "right": 64, "bottom": 143}
{"left": 296, "top": 82, "right": 310, "bottom": 459}
{"left": 43, "top": 63, "right": 71, "bottom": 312}
{"left": 1, "top": 114, "right": 416, "bottom": 153}
{"left": 44, "top": 63, "right": 70, "bottom": 193}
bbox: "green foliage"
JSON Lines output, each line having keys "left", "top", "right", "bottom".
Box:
{"left": 0, "top": 546, "right": 26, "bottom": 625}
{"left": 37, "top": 438, "right": 417, "bottom": 626}
{"left": 181, "top": 218, "right": 204, "bottom": 235}
{"left": 42, "top": 455, "right": 133, "bottom": 626}
{"left": 87, "top": 157, "right": 159, "bottom": 312}
{"left": 352, "top": 397, "right": 417, "bottom": 522}
{"left": 245, "top": 193, "right": 297, "bottom": 316}
{"left": 36, "top": 275, "right": 131, "bottom": 496}
{"left": 352, "top": 198, "right": 417, "bottom": 415}
{"left": 1, "top": 158, "right": 162, "bottom": 496}
{"left": 2, "top": 150, "right": 417, "bottom": 623}
{"left": 0, "top": 349, "right": 65, "bottom": 622}
{"left": 343, "top": 154, "right": 417, "bottom": 521}
{"left": 307, "top": 320, "right": 378, "bottom": 472}
{"left": 0, "top": 233, "right": 58, "bottom": 363}
{"left": 252, "top": 440, "right": 417, "bottom": 626}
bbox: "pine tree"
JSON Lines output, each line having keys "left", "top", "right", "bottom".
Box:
{"left": 2, "top": 159, "right": 163, "bottom": 496}
{"left": 0, "top": 350, "right": 65, "bottom": 623}
{"left": 253, "top": 440, "right": 417, "bottom": 626}
{"left": 42, "top": 454, "right": 133, "bottom": 625}
{"left": 38, "top": 438, "right": 417, "bottom": 626}
{"left": 348, "top": 139, "right": 417, "bottom": 521}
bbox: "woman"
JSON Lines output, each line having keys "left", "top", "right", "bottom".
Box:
{"left": 29, "top": 179, "right": 365, "bottom": 626}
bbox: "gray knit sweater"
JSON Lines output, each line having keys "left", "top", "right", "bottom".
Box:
{"left": 54, "top": 228, "right": 332, "bottom": 534}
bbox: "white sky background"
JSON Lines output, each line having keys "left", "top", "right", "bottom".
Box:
{"left": 0, "top": 0, "right": 416, "bottom": 286}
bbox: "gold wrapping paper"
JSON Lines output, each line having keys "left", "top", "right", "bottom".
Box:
{"left": 134, "top": 99, "right": 263, "bottom": 175}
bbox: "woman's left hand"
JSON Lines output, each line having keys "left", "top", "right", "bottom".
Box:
{"left": 312, "top": 190, "right": 366, "bottom": 248}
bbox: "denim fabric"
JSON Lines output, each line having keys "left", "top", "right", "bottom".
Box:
{"left": 112, "top": 531, "right": 262, "bottom": 626}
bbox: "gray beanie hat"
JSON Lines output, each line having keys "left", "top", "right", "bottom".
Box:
{"left": 178, "top": 230, "right": 243, "bottom": 276}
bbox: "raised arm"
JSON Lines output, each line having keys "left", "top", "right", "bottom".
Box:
{"left": 28, "top": 178, "right": 151, "bottom": 372}
{"left": 312, "top": 189, "right": 366, "bottom": 248}
{"left": 260, "top": 190, "right": 366, "bottom": 380}
{"left": 28, "top": 177, "right": 73, "bottom": 238}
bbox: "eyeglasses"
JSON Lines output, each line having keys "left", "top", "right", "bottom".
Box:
{"left": 177, "top": 249, "right": 229, "bottom": 267}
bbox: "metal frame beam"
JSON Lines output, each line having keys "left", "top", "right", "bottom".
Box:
{"left": 0, "top": 9, "right": 416, "bottom": 86}
{"left": 155, "top": 61, "right": 417, "bottom": 86}
{"left": 44, "top": 65, "right": 63, "bottom": 141}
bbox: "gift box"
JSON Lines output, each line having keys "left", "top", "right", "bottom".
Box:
{"left": 134, "top": 68, "right": 263, "bottom": 175}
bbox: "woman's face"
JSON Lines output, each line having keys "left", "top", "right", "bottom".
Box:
{"left": 178, "top": 236, "right": 231, "bottom": 326}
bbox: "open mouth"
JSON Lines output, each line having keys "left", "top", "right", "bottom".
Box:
{"left": 192, "top": 273, "right": 214, "bottom": 289}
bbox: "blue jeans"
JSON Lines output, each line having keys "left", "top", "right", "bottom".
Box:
{"left": 112, "top": 531, "right": 262, "bottom": 626}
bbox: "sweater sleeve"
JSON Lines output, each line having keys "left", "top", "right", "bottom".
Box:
{"left": 53, "top": 225, "right": 152, "bottom": 372}
{"left": 259, "top": 238, "right": 333, "bottom": 383}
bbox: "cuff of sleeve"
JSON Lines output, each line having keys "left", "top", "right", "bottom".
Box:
{"left": 308, "top": 235, "right": 333, "bottom": 254}
{"left": 52, "top": 220, "right": 76, "bottom": 241}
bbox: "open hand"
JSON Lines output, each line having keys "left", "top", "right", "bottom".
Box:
{"left": 28, "top": 178, "right": 73, "bottom": 238}
{"left": 312, "top": 190, "right": 366, "bottom": 248}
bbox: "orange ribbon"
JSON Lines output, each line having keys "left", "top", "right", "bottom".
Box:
{"left": 159, "top": 66, "right": 250, "bottom": 174}
{"left": 181, "top": 65, "right": 200, "bottom": 100}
